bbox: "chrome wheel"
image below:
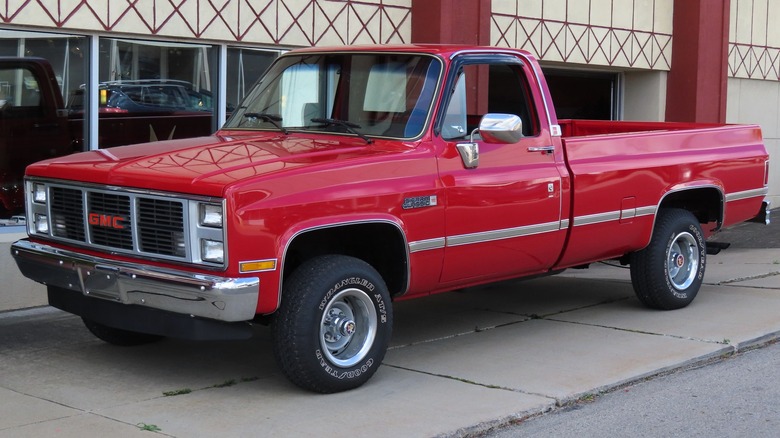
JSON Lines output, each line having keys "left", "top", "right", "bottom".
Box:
{"left": 319, "top": 288, "right": 377, "bottom": 368}
{"left": 667, "top": 231, "right": 699, "bottom": 290}
{"left": 630, "top": 208, "right": 705, "bottom": 310}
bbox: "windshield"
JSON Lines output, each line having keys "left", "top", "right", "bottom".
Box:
{"left": 224, "top": 52, "right": 442, "bottom": 139}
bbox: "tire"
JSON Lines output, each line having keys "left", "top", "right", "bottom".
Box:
{"left": 272, "top": 255, "right": 393, "bottom": 393}
{"left": 630, "top": 208, "right": 706, "bottom": 310}
{"left": 82, "top": 318, "right": 164, "bottom": 346}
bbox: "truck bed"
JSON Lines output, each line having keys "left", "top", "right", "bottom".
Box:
{"left": 558, "top": 119, "right": 723, "bottom": 137}
{"left": 555, "top": 119, "right": 768, "bottom": 269}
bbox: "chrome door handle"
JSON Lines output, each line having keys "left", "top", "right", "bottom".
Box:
{"left": 527, "top": 146, "right": 555, "bottom": 153}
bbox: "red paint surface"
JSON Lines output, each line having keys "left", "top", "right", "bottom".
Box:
{"left": 666, "top": 0, "right": 730, "bottom": 123}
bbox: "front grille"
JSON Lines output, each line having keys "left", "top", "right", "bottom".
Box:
{"left": 88, "top": 192, "right": 133, "bottom": 250}
{"left": 51, "top": 187, "right": 86, "bottom": 241}
{"left": 138, "top": 198, "right": 185, "bottom": 257}
{"left": 45, "top": 184, "right": 190, "bottom": 261}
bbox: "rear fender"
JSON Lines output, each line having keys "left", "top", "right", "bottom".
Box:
{"left": 641, "top": 183, "right": 725, "bottom": 249}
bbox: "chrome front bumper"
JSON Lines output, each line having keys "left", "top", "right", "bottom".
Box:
{"left": 11, "top": 239, "right": 259, "bottom": 322}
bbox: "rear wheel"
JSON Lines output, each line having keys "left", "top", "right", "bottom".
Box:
{"left": 82, "top": 318, "right": 164, "bottom": 346}
{"left": 272, "top": 255, "right": 392, "bottom": 393}
{"left": 630, "top": 208, "right": 706, "bottom": 310}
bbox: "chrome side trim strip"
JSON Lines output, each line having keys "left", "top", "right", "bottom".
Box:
{"left": 635, "top": 206, "right": 657, "bottom": 217}
{"left": 446, "top": 221, "right": 561, "bottom": 247}
{"left": 409, "top": 237, "right": 446, "bottom": 253}
{"left": 725, "top": 187, "right": 769, "bottom": 202}
{"left": 572, "top": 211, "right": 621, "bottom": 227}
{"left": 409, "top": 220, "right": 566, "bottom": 253}
{"left": 408, "top": 184, "right": 761, "bottom": 254}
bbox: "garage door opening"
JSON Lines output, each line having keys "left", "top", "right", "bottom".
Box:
{"left": 542, "top": 69, "right": 620, "bottom": 120}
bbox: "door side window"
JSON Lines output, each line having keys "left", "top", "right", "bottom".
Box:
{"left": 0, "top": 67, "right": 43, "bottom": 115}
{"left": 440, "top": 63, "right": 539, "bottom": 141}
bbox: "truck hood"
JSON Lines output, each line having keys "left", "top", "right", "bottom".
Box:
{"left": 25, "top": 132, "right": 410, "bottom": 197}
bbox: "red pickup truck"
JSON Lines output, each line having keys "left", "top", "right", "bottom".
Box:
{"left": 12, "top": 45, "right": 770, "bottom": 393}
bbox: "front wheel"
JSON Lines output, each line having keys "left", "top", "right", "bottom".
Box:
{"left": 630, "top": 208, "right": 706, "bottom": 310}
{"left": 272, "top": 255, "right": 392, "bottom": 393}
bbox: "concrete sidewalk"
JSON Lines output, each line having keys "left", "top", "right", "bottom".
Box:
{"left": 1, "top": 247, "right": 779, "bottom": 437}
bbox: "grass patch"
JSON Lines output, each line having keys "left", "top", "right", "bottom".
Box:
{"left": 163, "top": 388, "right": 192, "bottom": 397}
{"left": 213, "top": 379, "right": 237, "bottom": 388}
{"left": 137, "top": 423, "right": 162, "bottom": 432}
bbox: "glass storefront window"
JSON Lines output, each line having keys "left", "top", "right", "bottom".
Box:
{"left": 226, "top": 47, "right": 279, "bottom": 114}
{"left": 92, "top": 38, "right": 218, "bottom": 148}
{"left": 0, "top": 30, "right": 86, "bottom": 224}
{"left": 0, "top": 30, "right": 281, "bottom": 227}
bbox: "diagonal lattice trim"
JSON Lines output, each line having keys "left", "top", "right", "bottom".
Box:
{"left": 0, "top": 0, "right": 411, "bottom": 46}
{"left": 492, "top": 14, "right": 672, "bottom": 70}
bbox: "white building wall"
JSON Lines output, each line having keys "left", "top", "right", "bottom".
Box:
{"left": 727, "top": 0, "right": 780, "bottom": 207}
{"left": 623, "top": 70, "right": 667, "bottom": 121}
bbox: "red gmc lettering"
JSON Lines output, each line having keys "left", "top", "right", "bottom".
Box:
{"left": 88, "top": 213, "right": 124, "bottom": 229}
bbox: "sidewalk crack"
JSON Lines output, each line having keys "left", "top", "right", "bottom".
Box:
{"left": 716, "top": 271, "right": 780, "bottom": 285}
{"left": 382, "top": 363, "right": 557, "bottom": 401}
{"left": 544, "top": 318, "right": 735, "bottom": 347}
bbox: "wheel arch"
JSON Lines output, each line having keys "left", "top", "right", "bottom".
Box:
{"left": 627, "top": 184, "right": 724, "bottom": 258}
{"left": 657, "top": 184, "right": 725, "bottom": 229}
{"left": 280, "top": 219, "right": 410, "bottom": 304}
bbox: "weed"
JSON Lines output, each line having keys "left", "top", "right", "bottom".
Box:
{"left": 213, "top": 379, "right": 237, "bottom": 388}
{"left": 137, "top": 423, "right": 162, "bottom": 432}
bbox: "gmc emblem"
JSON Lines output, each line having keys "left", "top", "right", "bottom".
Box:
{"left": 88, "top": 213, "right": 125, "bottom": 230}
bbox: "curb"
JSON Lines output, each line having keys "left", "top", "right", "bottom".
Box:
{"left": 448, "top": 331, "right": 780, "bottom": 438}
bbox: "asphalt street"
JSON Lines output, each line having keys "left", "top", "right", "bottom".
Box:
{"left": 484, "top": 341, "right": 780, "bottom": 438}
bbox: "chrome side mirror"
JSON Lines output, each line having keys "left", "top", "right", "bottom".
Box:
{"left": 455, "top": 114, "right": 523, "bottom": 169}
{"left": 456, "top": 138, "right": 479, "bottom": 169}
{"left": 479, "top": 113, "right": 523, "bottom": 144}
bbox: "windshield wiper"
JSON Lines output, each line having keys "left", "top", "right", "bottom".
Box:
{"left": 244, "top": 112, "right": 289, "bottom": 135}
{"left": 310, "top": 118, "right": 373, "bottom": 144}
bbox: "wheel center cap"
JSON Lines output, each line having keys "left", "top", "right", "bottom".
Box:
{"left": 675, "top": 254, "right": 685, "bottom": 268}
{"left": 340, "top": 320, "right": 356, "bottom": 336}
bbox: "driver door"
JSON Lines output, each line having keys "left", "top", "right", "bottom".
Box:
{"left": 436, "top": 57, "right": 567, "bottom": 284}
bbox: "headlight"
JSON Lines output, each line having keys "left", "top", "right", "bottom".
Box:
{"left": 201, "top": 239, "right": 224, "bottom": 263}
{"left": 35, "top": 214, "right": 49, "bottom": 234}
{"left": 199, "top": 203, "right": 223, "bottom": 228}
{"left": 33, "top": 183, "right": 47, "bottom": 204}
